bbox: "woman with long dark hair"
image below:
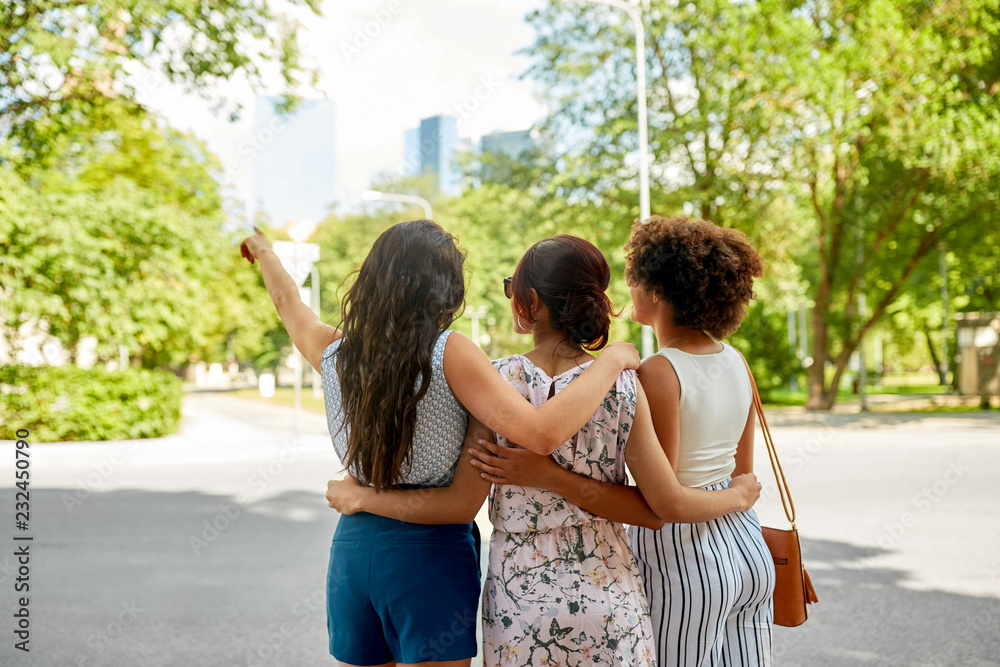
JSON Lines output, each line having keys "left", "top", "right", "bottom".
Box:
{"left": 469, "top": 218, "right": 775, "bottom": 666}
{"left": 240, "top": 221, "right": 639, "bottom": 667}
{"left": 325, "top": 234, "right": 761, "bottom": 666}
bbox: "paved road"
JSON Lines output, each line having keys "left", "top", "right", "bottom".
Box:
{"left": 1, "top": 394, "right": 998, "bottom": 666}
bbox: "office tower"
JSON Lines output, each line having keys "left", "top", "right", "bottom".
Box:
{"left": 480, "top": 129, "right": 534, "bottom": 160}
{"left": 479, "top": 129, "right": 535, "bottom": 183}
{"left": 404, "top": 127, "right": 421, "bottom": 178}
{"left": 403, "top": 115, "right": 461, "bottom": 196}
{"left": 251, "top": 96, "right": 336, "bottom": 226}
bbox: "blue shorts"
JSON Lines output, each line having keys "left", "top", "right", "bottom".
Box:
{"left": 327, "top": 512, "right": 481, "bottom": 665}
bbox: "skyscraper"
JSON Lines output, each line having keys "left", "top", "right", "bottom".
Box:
{"left": 479, "top": 129, "right": 535, "bottom": 183}
{"left": 251, "top": 96, "right": 336, "bottom": 226}
{"left": 403, "top": 115, "right": 461, "bottom": 196}
{"left": 480, "top": 129, "right": 534, "bottom": 160}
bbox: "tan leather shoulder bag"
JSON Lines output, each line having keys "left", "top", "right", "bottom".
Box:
{"left": 740, "top": 353, "right": 819, "bottom": 627}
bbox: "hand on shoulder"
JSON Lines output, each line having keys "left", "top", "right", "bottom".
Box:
{"left": 598, "top": 341, "right": 640, "bottom": 372}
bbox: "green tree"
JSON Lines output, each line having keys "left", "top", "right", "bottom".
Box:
{"left": 1, "top": 1, "right": 317, "bottom": 373}
{"left": 1, "top": 171, "right": 224, "bottom": 367}
{"left": 13, "top": 96, "right": 223, "bottom": 218}
{"left": 225, "top": 243, "right": 286, "bottom": 370}
{"left": 522, "top": 0, "right": 807, "bottom": 236}
{"left": 439, "top": 183, "right": 569, "bottom": 358}
{"left": 0, "top": 0, "right": 320, "bottom": 128}
{"left": 522, "top": 0, "right": 1000, "bottom": 408}
{"left": 310, "top": 209, "right": 399, "bottom": 326}
{"left": 793, "top": 0, "right": 1000, "bottom": 408}
{"left": 517, "top": 0, "right": 807, "bottom": 387}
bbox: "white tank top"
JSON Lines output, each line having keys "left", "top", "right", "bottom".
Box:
{"left": 653, "top": 343, "right": 753, "bottom": 488}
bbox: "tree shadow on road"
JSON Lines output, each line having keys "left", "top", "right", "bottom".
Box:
{"left": 3, "top": 490, "right": 998, "bottom": 667}
{"left": 1, "top": 487, "right": 341, "bottom": 667}
{"left": 777, "top": 537, "right": 1000, "bottom": 667}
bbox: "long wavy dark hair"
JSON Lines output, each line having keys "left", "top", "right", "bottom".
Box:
{"left": 330, "top": 219, "right": 466, "bottom": 490}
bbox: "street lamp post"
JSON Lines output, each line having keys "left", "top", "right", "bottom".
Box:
{"left": 939, "top": 242, "right": 950, "bottom": 389}
{"left": 585, "top": 0, "right": 650, "bottom": 221}
{"left": 581, "top": 0, "right": 654, "bottom": 356}
{"left": 362, "top": 190, "right": 433, "bottom": 220}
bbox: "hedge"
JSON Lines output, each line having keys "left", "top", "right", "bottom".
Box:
{"left": 0, "top": 365, "right": 182, "bottom": 442}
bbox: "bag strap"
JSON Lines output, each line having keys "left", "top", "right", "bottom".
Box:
{"left": 738, "top": 352, "right": 797, "bottom": 529}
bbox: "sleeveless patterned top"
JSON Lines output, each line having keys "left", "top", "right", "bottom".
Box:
{"left": 321, "top": 330, "right": 469, "bottom": 487}
{"left": 488, "top": 354, "right": 637, "bottom": 533}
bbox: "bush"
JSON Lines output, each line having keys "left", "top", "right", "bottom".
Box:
{"left": 0, "top": 366, "right": 182, "bottom": 442}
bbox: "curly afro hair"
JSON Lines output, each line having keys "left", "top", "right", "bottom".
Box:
{"left": 624, "top": 216, "right": 764, "bottom": 339}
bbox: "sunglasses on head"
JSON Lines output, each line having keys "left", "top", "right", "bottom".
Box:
{"left": 503, "top": 276, "right": 513, "bottom": 299}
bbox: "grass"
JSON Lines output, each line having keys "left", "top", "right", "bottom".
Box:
{"left": 879, "top": 373, "right": 943, "bottom": 387}
{"left": 869, "top": 384, "right": 948, "bottom": 395}
{"left": 762, "top": 377, "right": 953, "bottom": 408}
{"left": 762, "top": 388, "right": 854, "bottom": 407}
{"left": 228, "top": 387, "right": 326, "bottom": 413}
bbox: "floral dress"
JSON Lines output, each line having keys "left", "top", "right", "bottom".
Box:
{"left": 482, "top": 355, "right": 656, "bottom": 667}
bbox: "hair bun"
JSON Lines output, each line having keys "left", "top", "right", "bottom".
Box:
{"left": 559, "top": 288, "right": 614, "bottom": 350}
{"left": 511, "top": 235, "right": 619, "bottom": 351}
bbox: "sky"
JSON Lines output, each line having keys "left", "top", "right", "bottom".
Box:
{"left": 136, "top": 0, "right": 549, "bottom": 218}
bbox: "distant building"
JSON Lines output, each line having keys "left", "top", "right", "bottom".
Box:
{"left": 403, "top": 115, "right": 461, "bottom": 195}
{"left": 479, "top": 129, "right": 535, "bottom": 183}
{"left": 251, "top": 96, "right": 336, "bottom": 226}
{"left": 480, "top": 129, "right": 534, "bottom": 160}
{"left": 404, "top": 127, "right": 421, "bottom": 178}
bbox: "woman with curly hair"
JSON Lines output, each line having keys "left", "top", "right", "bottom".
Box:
{"left": 623, "top": 215, "right": 773, "bottom": 667}
{"left": 471, "top": 216, "right": 774, "bottom": 666}
{"left": 239, "top": 221, "right": 642, "bottom": 667}
{"left": 325, "top": 233, "right": 762, "bottom": 666}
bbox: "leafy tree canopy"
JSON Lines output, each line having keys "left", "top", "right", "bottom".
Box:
{"left": 0, "top": 0, "right": 320, "bottom": 130}
{"left": 521, "top": 0, "right": 1000, "bottom": 408}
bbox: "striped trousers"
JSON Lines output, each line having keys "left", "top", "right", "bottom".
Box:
{"left": 630, "top": 479, "right": 775, "bottom": 666}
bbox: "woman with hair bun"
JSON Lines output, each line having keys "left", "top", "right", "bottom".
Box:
{"left": 480, "top": 234, "right": 659, "bottom": 664}
{"left": 326, "top": 233, "right": 761, "bottom": 666}
{"left": 473, "top": 218, "right": 774, "bottom": 666}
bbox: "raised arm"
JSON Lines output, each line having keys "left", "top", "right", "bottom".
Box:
{"left": 325, "top": 417, "right": 494, "bottom": 524}
{"left": 240, "top": 227, "right": 339, "bottom": 373}
{"left": 443, "top": 333, "right": 639, "bottom": 455}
